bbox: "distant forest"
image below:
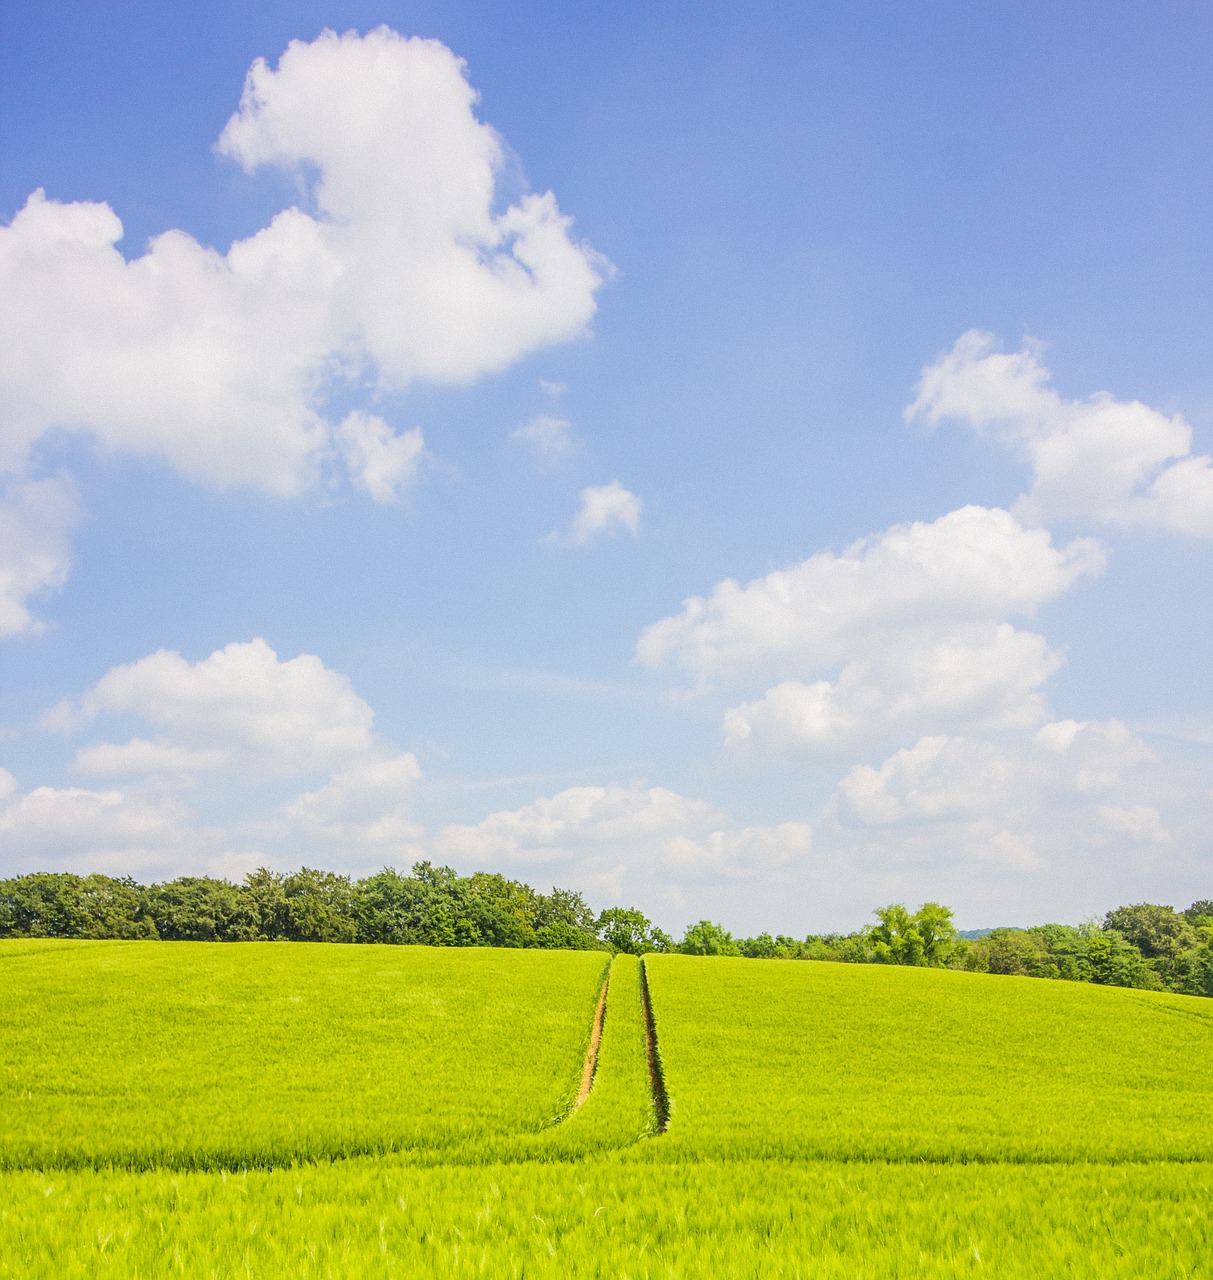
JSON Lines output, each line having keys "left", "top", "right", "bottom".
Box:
{"left": 2, "top": 864, "right": 1210, "bottom": 999}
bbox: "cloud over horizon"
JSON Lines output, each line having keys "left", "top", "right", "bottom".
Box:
{"left": 5, "top": 639, "right": 422, "bottom": 879}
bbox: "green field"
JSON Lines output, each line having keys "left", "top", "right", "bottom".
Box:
{"left": 1, "top": 940, "right": 1210, "bottom": 1276}
{"left": 642, "top": 954, "right": 1213, "bottom": 1162}
{"left": 0, "top": 940, "right": 607, "bottom": 1169}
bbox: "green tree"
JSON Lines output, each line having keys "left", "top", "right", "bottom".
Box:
{"left": 869, "top": 904, "right": 924, "bottom": 965}
{"left": 914, "top": 902, "right": 959, "bottom": 966}
{"left": 467, "top": 872, "right": 539, "bottom": 947}
{"left": 963, "top": 928, "right": 1057, "bottom": 978}
{"left": 0, "top": 873, "right": 155, "bottom": 939}
{"left": 281, "top": 868, "right": 356, "bottom": 942}
{"left": 243, "top": 868, "right": 289, "bottom": 939}
{"left": 1083, "top": 924, "right": 1159, "bottom": 990}
{"left": 596, "top": 906, "right": 670, "bottom": 954}
{"left": 534, "top": 887, "right": 600, "bottom": 949}
{"left": 679, "top": 920, "right": 740, "bottom": 956}
{"left": 147, "top": 877, "right": 259, "bottom": 941}
{"left": 1104, "top": 903, "right": 1195, "bottom": 960}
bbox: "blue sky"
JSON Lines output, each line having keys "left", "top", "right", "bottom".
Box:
{"left": 1, "top": 0, "right": 1211, "bottom": 932}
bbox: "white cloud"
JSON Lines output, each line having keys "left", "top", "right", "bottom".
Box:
{"left": 0, "top": 783, "right": 213, "bottom": 875}
{"left": 825, "top": 717, "right": 1173, "bottom": 890}
{"left": 218, "top": 29, "right": 606, "bottom": 389}
{"left": 978, "top": 827, "right": 1043, "bottom": 872}
{"left": 73, "top": 738, "right": 231, "bottom": 777}
{"left": 906, "top": 330, "right": 1213, "bottom": 535}
{"left": 662, "top": 822, "right": 813, "bottom": 877}
{"left": 1034, "top": 718, "right": 1151, "bottom": 793}
{"left": 639, "top": 505, "right": 1101, "bottom": 682}
{"left": 510, "top": 415, "right": 575, "bottom": 465}
{"left": 1098, "top": 804, "right": 1169, "bottom": 844}
{"left": 337, "top": 411, "right": 425, "bottom": 503}
{"left": 836, "top": 718, "right": 1153, "bottom": 831}
{"left": 640, "top": 504, "right": 1101, "bottom": 754}
{"left": 835, "top": 735, "right": 1012, "bottom": 825}
{"left": 11, "top": 638, "right": 424, "bottom": 877}
{"left": 723, "top": 623, "right": 1060, "bottom": 752}
{"left": 64, "top": 638, "right": 376, "bottom": 775}
{"left": 432, "top": 779, "right": 810, "bottom": 889}
{"left": 434, "top": 781, "right": 715, "bottom": 867}
{"left": 284, "top": 752, "right": 423, "bottom": 852}
{"left": 0, "top": 476, "right": 78, "bottom": 636}
{"left": 0, "top": 28, "right": 605, "bottom": 500}
{"left": 565, "top": 481, "right": 642, "bottom": 544}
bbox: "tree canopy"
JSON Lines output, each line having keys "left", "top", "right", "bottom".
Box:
{"left": 2, "top": 869, "right": 1210, "bottom": 999}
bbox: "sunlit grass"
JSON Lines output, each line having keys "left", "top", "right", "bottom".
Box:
{"left": 4, "top": 941, "right": 1210, "bottom": 1275}
{"left": 0, "top": 940, "right": 607, "bottom": 1170}
{"left": 642, "top": 954, "right": 1213, "bottom": 1161}
{"left": 1, "top": 1156, "right": 1208, "bottom": 1278}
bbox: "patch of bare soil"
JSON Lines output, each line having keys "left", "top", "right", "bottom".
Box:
{"left": 573, "top": 966, "right": 610, "bottom": 1109}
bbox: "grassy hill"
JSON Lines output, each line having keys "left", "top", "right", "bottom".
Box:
{"left": 0, "top": 940, "right": 1209, "bottom": 1276}
{"left": 642, "top": 953, "right": 1213, "bottom": 1161}
{"left": 0, "top": 940, "right": 607, "bottom": 1169}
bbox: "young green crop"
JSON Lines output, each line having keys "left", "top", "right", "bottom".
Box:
{"left": 5, "top": 941, "right": 1212, "bottom": 1275}
{"left": 1, "top": 1157, "right": 1208, "bottom": 1278}
{"left": 641, "top": 954, "right": 1213, "bottom": 1162}
{"left": 0, "top": 940, "right": 607, "bottom": 1170}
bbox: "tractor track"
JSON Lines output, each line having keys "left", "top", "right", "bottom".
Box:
{"left": 572, "top": 963, "right": 610, "bottom": 1111}
{"left": 639, "top": 957, "right": 670, "bottom": 1133}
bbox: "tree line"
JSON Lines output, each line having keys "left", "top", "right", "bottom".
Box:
{"left": 1, "top": 865, "right": 1210, "bottom": 998}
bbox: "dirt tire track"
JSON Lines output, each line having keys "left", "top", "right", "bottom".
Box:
{"left": 639, "top": 956, "right": 670, "bottom": 1133}
{"left": 572, "top": 963, "right": 611, "bottom": 1110}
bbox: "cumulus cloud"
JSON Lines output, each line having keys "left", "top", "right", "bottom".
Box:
{"left": 639, "top": 505, "right": 1100, "bottom": 682}
{"left": 433, "top": 780, "right": 811, "bottom": 892}
{"left": 640, "top": 504, "right": 1102, "bottom": 753}
{"left": 337, "top": 411, "right": 425, "bottom": 502}
{"left": 723, "top": 623, "right": 1060, "bottom": 752}
{"left": 72, "top": 738, "right": 230, "bottom": 778}
{"left": 827, "top": 717, "right": 1167, "bottom": 884}
{"left": 836, "top": 719, "right": 1152, "bottom": 828}
{"left": 61, "top": 638, "right": 377, "bottom": 775}
{"left": 217, "top": 29, "right": 605, "bottom": 389}
{"left": 434, "top": 782, "right": 715, "bottom": 867}
{"left": 284, "top": 753, "right": 424, "bottom": 852}
{"left": 0, "top": 26, "right": 605, "bottom": 549}
{"left": 0, "top": 783, "right": 215, "bottom": 876}
{"left": 1034, "top": 718, "right": 1152, "bottom": 793}
{"left": 564, "top": 482, "right": 642, "bottom": 544}
{"left": 7, "top": 637, "right": 424, "bottom": 876}
{"left": 1098, "top": 804, "right": 1169, "bottom": 844}
{"left": 834, "top": 735, "right": 1012, "bottom": 826}
{"left": 0, "top": 476, "right": 78, "bottom": 636}
{"left": 0, "top": 191, "right": 334, "bottom": 494}
{"left": 510, "top": 415, "right": 576, "bottom": 466}
{"left": 906, "top": 330, "right": 1213, "bottom": 535}
{"left": 662, "top": 822, "right": 813, "bottom": 877}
